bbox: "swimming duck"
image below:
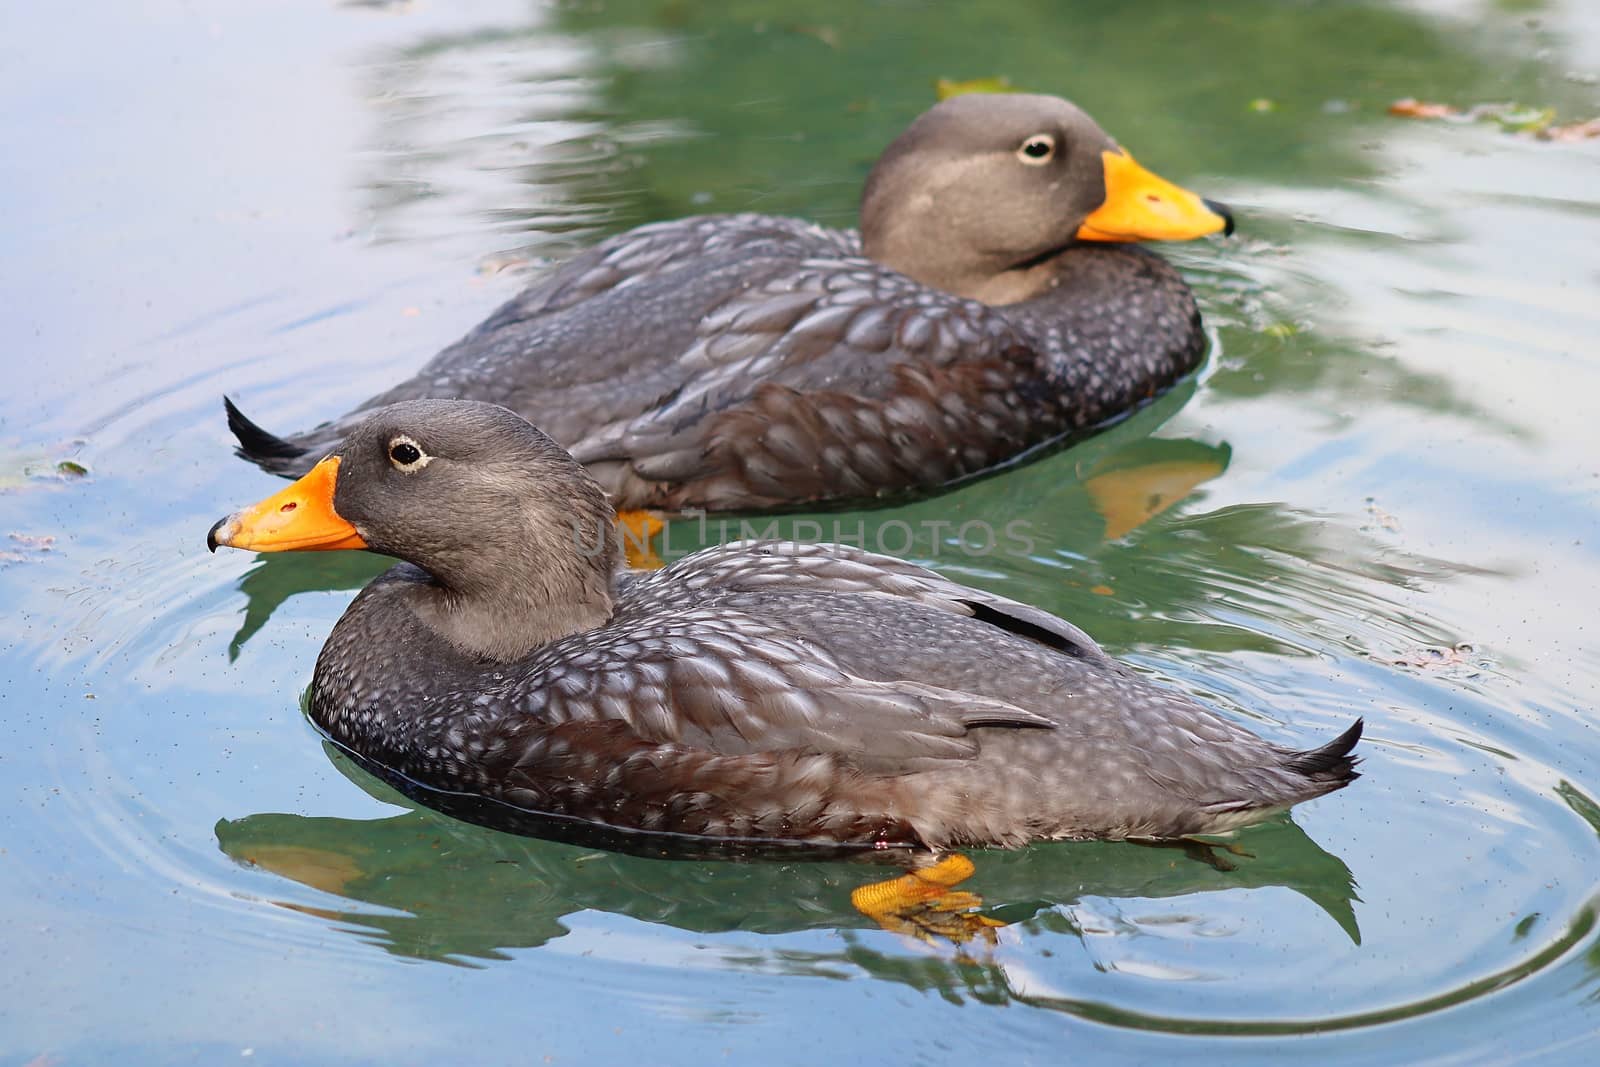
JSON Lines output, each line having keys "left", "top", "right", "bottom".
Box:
{"left": 208, "top": 400, "right": 1360, "bottom": 859}
{"left": 227, "top": 93, "right": 1234, "bottom": 513}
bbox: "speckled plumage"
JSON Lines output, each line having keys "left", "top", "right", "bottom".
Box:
{"left": 229, "top": 94, "right": 1216, "bottom": 512}
{"left": 231, "top": 401, "right": 1365, "bottom": 854}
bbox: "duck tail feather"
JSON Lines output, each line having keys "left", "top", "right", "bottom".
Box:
{"left": 224, "top": 396, "right": 313, "bottom": 476}
{"left": 1286, "top": 717, "right": 1364, "bottom": 781}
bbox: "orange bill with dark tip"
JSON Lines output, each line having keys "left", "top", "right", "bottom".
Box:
{"left": 1076, "top": 149, "right": 1230, "bottom": 242}
{"left": 207, "top": 455, "right": 367, "bottom": 553}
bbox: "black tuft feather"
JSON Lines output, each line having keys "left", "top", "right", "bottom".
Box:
{"left": 962, "top": 599, "right": 1101, "bottom": 660}
{"left": 224, "top": 396, "right": 307, "bottom": 464}
{"left": 1286, "top": 718, "right": 1364, "bottom": 780}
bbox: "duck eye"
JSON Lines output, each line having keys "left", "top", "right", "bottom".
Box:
{"left": 1017, "top": 134, "right": 1055, "bottom": 164}
{"left": 387, "top": 436, "right": 429, "bottom": 472}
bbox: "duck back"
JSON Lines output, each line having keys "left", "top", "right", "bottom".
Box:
{"left": 236, "top": 216, "right": 1205, "bottom": 511}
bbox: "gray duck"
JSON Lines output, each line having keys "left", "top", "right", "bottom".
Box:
{"left": 208, "top": 400, "right": 1361, "bottom": 867}
{"left": 226, "top": 93, "right": 1233, "bottom": 513}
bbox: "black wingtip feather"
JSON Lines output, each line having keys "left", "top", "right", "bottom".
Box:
{"left": 1287, "top": 717, "right": 1364, "bottom": 779}
{"left": 223, "top": 395, "right": 306, "bottom": 463}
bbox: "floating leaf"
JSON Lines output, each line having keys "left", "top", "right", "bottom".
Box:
{"left": 1390, "top": 97, "right": 1595, "bottom": 139}
{"left": 1379, "top": 642, "right": 1482, "bottom": 673}
{"left": 1, "top": 532, "right": 57, "bottom": 566}
{"left": 1485, "top": 104, "right": 1555, "bottom": 134}
{"left": 1, "top": 446, "right": 91, "bottom": 491}
{"left": 935, "top": 76, "right": 1014, "bottom": 101}
{"left": 1262, "top": 322, "right": 1300, "bottom": 339}
{"left": 1542, "top": 118, "right": 1600, "bottom": 141}
{"left": 1388, "top": 98, "right": 1458, "bottom": 119}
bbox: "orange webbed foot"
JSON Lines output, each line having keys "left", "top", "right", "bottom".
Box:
{"left": 850, "top": 853, "right": 1005, "bottom": 946}
{"left": 615, "top": 510, "right": 665, "bottom": 570}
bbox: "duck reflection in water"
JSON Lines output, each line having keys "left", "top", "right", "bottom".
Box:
{"left": 217, "top": 745, "right": 1362, "bottom": 962}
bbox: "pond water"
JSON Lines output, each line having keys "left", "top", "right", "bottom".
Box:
{"left": 4, "top": 0, "right": 1600, "bottom": 1062}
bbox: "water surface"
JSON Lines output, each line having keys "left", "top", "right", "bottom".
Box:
{"left": 4, "top": 1, "right": 1600, "bottom": 1063}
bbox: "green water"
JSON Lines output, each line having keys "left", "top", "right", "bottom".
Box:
{"left": 4, "top": 0, "right": 1600, "bottom": 1062}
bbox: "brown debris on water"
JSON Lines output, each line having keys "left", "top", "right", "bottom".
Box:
{"left": 1379, "top": 642, "right": 1483, "bottom": 675}
{"left": 1387, "top": 97, "right": 1597, "bottom": 138}
{"left": 1388, "top": 98, "right": 1459, "bottom": 119}
{"left": 1541, "top": 118, "right": 1600, "bottom": 141}
{"left": 1, "top": 532, "right": 56, "bottom": 566}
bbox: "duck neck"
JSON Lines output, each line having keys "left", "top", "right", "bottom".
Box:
{"left": 860, "top": 207, "right": 1070, "bottom": 307}
{"left": 403, "top": 510, "right": 620, "bottom": 663}
{"left": 963, "top": 246, "right": 1076, "bottom": 306}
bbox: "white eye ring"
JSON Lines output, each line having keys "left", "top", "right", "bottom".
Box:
{"left": 387, "top": 434, "right": 432, "bottom": 473}
{"left": 1016, "top": 133, "right": 1056, "bottom": 165}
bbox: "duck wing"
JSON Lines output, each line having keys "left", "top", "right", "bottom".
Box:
{"left": 629, "top": 540, "right": 1110, "bottom": 664}
{"left": 525, "top": 608, "right": 1053, "bottom": 775}
{"left": 488, "top": 213, "right": 857, "bottom": 324}
{"left": 570, "top": 257, "right": 1044, "bottom": 509}
{"left": 613, "top": 543, "right": 1361, "bottom": 830}
{"left": 511, "top": 539, "right": 1167, "bottom": 776}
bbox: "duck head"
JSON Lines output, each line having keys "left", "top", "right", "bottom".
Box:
{"left": 209, "top": 400, "right": 620, "bottom": 660}
{"left": 860, "top": 93, "right": 1232, "bottom": 305}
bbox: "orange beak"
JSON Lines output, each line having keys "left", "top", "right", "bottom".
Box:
{"left": 207, "top": 456, "right": 367, "bottom": 553}
{"left": 1076, "top": 149, "right": 1233, "bottom": 243}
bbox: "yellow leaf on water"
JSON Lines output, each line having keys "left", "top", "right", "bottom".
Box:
{"left": 935, "top": 76, "right": 1014, "bottom": 101}
{"left": 1389, "top": 97, "right": 1592, "bottom": 138}
{"left": 1485, "top": 104, "right": 1555, "bottom": 134}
